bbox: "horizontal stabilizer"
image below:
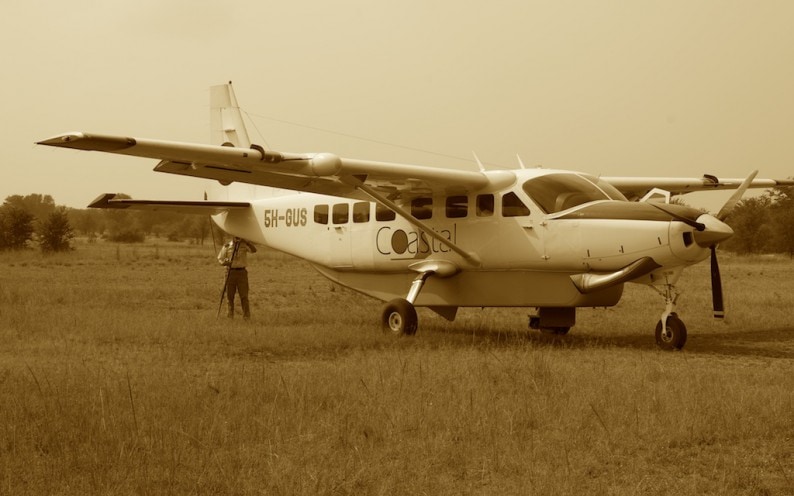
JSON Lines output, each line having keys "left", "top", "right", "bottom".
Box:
{"left": 88, "top": 193, "right": 250, "bottom": 215}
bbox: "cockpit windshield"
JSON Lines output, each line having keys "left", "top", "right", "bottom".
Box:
{"left": 522, "top": 173, "right": 626, "bottom": 214}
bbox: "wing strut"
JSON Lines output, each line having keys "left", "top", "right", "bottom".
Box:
{"left": 346, "top": 178, "right": 481, "bottom": 267}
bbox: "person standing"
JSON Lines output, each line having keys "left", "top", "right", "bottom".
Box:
{"left": 218, "top": 236, "right": 257, "bottom": 319}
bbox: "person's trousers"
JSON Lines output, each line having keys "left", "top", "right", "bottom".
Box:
{"left": 226, "top": 268, "right": 250, "bottom": 318}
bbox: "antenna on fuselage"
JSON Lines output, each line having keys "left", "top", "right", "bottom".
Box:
{"left": 472, "top": 151, "right": 486, "bottom": 172}
{"left": 516, "top": 154, "right": 527, "bottom": 169}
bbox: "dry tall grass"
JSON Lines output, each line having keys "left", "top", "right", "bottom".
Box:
{"left": 1, "top": 240, "right": 792, "bottom": 495}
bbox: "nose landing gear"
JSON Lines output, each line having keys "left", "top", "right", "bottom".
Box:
{"left": 655, "top": 313, "right": 687, "bottom": 350}
{"left": 652, "top": 283, "right": 688, "bottom": 350}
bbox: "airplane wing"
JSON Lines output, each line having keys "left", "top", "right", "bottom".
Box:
{"left": 603, "top": 174, "right": 794, "bottom": 201}
{"left": 87, "top": 193, "right": 250, "bottom": 214}
{"left": 39, "top": 133, "right": 792, "bottom": 203}
{"left": 38, "top": 132, "right": 495, "bottom": 265}
{"left": 37, "top": 132, "right": 490, "bottom": 201}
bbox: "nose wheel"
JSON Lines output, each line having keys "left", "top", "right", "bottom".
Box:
{"left": 655, "top": 313, "right": 687, "bottom": 350}
{"left": 652, "top": 283, "right": 688, "bottom": 350}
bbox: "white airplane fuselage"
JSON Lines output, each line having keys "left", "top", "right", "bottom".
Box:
{"left": 213, "top": 168, "right": 720, "bottom": 310}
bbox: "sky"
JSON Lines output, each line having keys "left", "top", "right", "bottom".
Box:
{"left": 3, "top": 0, "right": 793, "bottom": 211}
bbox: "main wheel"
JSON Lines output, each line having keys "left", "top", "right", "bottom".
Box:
{"left": 539, "top": 327, "right": 570, "bottom": 335}
{"left": 381, "top": 298, "right": 418, "bottom": 336}
{"left": 655, "top": 313, "right": 687, "bottom": 350}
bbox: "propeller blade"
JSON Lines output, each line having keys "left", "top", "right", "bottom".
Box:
{"left": 716, "top": 170, "right": 758, "bottom": 221}
{"left": 710, "top": 245, "right": 725, "bottom": 318}
{"left": 647, "top": 202, "right": 705, "bottom": 231}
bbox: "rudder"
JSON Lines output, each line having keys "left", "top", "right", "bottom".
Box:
{"left": 210, "top": 82, "right": 251, "bottom": 148}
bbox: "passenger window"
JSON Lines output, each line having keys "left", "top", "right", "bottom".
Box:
{"left": 446, "top": 196, "right": 468, "bottom": 218}
{"left": 411, "top": 197, "right": 433, "bottom": 220}
{"left": 502, "top": 192, "right": 530, "bottom": 217}
{"left": 376, "top": 204, "right": 396, "bottom": 221}
{"left": 314, "top": 204, "right": 328, "bottom": 224}
{"left": 476, "top": 194, "right": 494, "bottom": 217}
{"left": 353, "top": 202, "right": 370, "bottom": 223}
{"left": 332, "top": 203, "right": 349, "bottom": 224}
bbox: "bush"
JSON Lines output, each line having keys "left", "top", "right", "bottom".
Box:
{"left": 39, "top": 207, "right": 74, "bottom": 252}
{"left": 107, "top": 228, "right": 146, "bottom": 243}
{"left": 0, "top": 205, "right": 35, "bottom": 250}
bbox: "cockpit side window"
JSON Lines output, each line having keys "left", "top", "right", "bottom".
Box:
{"left": 522, "top": 174, "right": 611, "bottom": 214}
{"left": 593, "top": 178, "right": 628, "bottom": 201}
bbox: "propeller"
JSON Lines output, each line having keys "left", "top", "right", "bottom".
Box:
{"left": 706, "top": 170, "right": 758, "bottom": 319}
{"left": 716, "top": 170, "right": 758, "bottom": 221}
{"left": 710, "top": 245, "right": 724, "bottom": 318}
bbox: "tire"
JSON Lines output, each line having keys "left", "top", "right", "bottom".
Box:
{"left": 655, "top": 314, "right": 687, "bottom": 350}
{"left": 381, "top": 298, "right": 418, "bottom": 336}
{"left": 539, "top": 327, "right": 570, "bottom": 335}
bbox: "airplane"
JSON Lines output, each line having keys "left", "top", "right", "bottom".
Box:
{"left": 37, "top": 82, "right": 794, "bottom": 350}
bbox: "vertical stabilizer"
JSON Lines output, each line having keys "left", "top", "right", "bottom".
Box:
{"left": 207, "top": 82, "right": 291, "bottom": 202}
{"left": 210, "top": 82, "right": 251, "bottom": 147}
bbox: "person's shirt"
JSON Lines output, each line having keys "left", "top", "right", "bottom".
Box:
{"left": 218, "top": 240, "right": 257, "bottom": 268}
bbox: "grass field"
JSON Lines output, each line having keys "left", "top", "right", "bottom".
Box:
{"left": 1, "top": 239, "right": 792, "bottom": 495}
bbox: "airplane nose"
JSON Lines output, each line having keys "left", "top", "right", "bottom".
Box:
{"left": 693, "top": 214, "right": 734, "bottom": 247}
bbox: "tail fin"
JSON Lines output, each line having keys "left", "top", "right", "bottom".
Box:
{"left": 208, "top": 82, "right": 255, "bottom": 201}
{"left": 207, "top": 82, "right": 291, "bottom": 201}
{"left": 210, "top": 82, "right": 251, "bottom": 147}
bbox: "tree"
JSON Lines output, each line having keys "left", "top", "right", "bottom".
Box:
{"left": 0, "top": 205, "right": 35, "bottom": 250}
{"left": 68, "top": 208, "right": 104, "bottom": 237}
{"left": 100, "top": 194, "right": 146, "bottom": 242}
{"left": 4, "top": 194, "right": 56, "bottom": 222}
{"left": 39, "top": 207, "right": 74, "bottom": 252}
{"left": 766, "top": 185, "right": 794, "bottom": 257}
{"left": 721, "top": 196, "right": 772, "bottom": 254}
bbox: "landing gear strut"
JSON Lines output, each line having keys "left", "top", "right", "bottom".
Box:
{"left": 379, "top": 261, "right": 463, "bottom": 336}
{"left": 652, "top": 283, "right": 688, "bottom": 350}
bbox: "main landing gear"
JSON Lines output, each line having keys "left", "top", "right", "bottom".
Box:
{"left": 528, "top": 307, "right": 575, "bottom": 335}
{"left": 381, "top": 269, "right": 690, "bottom": 350}
{"left": 380, "top": 271, "right": 431, "bottom": 336}
{"left": 652, "top": 283, "right": 688, "bottom": 350}
{"left": 382, "top": 298, "right": 418, "bottom": 336}
{"left": 381, "top": 262, "right": 461, "bottom": 336}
